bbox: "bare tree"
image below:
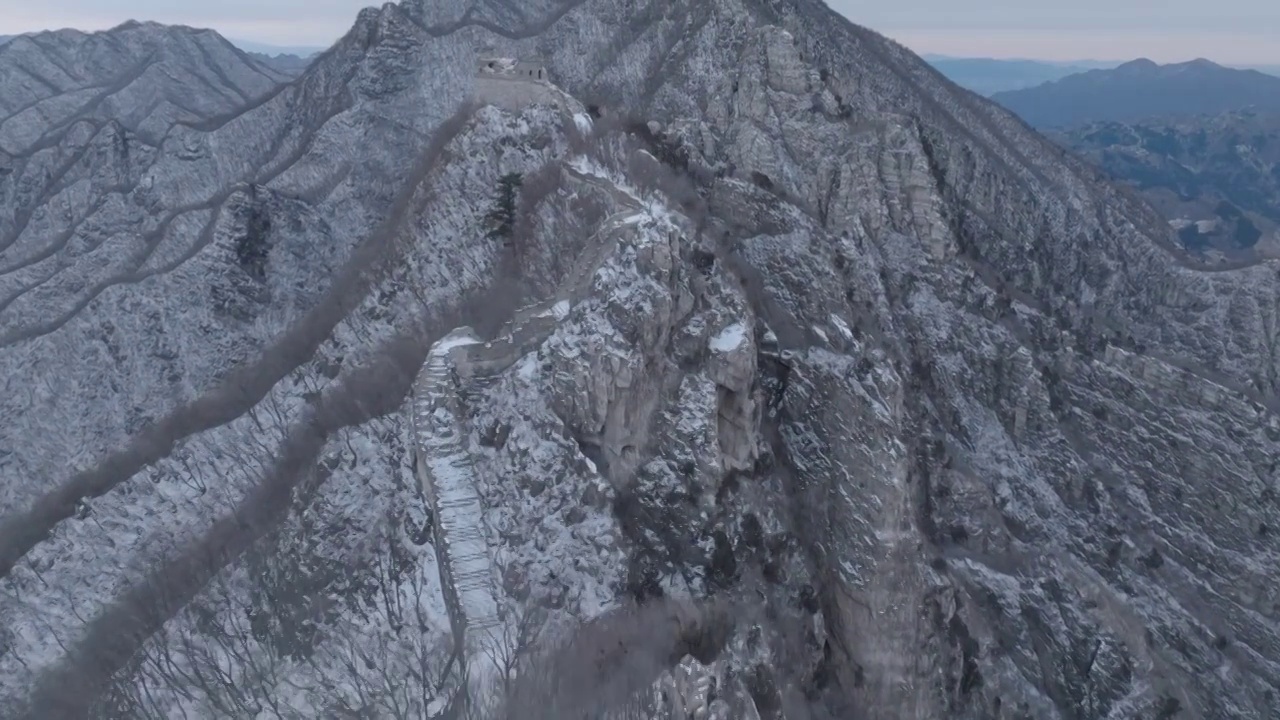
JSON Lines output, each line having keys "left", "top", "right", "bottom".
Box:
{"left": 485, "top": 597, "right": 737, "bottom": 720}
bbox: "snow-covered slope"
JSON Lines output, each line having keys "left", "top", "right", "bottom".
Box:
{"left": 1, "top": 1, "right": 1278, "bottom": 719}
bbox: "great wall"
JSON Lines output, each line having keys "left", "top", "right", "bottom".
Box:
{"left": 405, "top": 71, "right": 660, "bottom": 709}
{"left": 402, "top": 54, "right": 773, "bottom": 716}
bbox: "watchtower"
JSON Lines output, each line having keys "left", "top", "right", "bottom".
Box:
{"left": 476, "top": 56, "right": 549, "bottom": 82}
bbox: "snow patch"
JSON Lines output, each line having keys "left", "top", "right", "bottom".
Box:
{"left": 829, "top": 314, "right": 854, "bottom": 342}
{"left": 516, "top": 352, "right": 539, "bottom": 380}
{"left": 711, "top": 323, "right": 748, "bottom": 352}
{"left": 434, "top": 329, "right": 481, "bottom": 355}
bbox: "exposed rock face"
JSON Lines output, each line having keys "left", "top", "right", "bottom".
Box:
{"left": 0, "top": 1, "right": 1278, "bottom": 719}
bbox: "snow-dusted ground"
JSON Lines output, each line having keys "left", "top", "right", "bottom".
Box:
{"left": 93, "top": 414, "right": 457, "bottom": 719}
{"left": 3, "top": 0, "right": 1279, "bottom": 715}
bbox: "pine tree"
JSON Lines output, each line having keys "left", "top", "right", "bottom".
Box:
{"left": 485, "top": 172, "right": 524, "bottom": 242}
{"left": 236, "top": 187, "right": 272, "bottom": 279}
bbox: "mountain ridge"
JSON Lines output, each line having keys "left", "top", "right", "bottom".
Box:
{"left": 1, "top": 2, "right": 1277, "bottom": 718}
{"left": 925, "top": 56, "right": 1119, "bottom": 95}
{"left": 0, "top": 20, "right": 291, "bottom": 150}
{"left": 993, "top": 57, "right": 1280, "bottom": 126}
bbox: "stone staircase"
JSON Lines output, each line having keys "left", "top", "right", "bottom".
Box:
{"left": 411, "top": 317, "right": 562, "bottom": 710}
{"left": 412, "top": 331, "right": 505, "bottom": 649}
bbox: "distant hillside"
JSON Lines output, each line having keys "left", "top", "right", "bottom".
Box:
{"left": 993, "top": 58, "right": 1280, "bottom": 127}
{"left": 0, "top": 21, "right": 290, "bottom": 148}
{"left": 228, "top": 39, "right": 326, "bottom": 57}
{"left": 0, "top": 32, "right": 319, "bottom": 73}
{"left": 925, "top": 56, "right": 1117, "bottom": 96}
{"left": 228, "top": 40, "right": 324, "bottom": 77}
{"left": 245, "top": 50, "right": 315, "bottom": 76}
{"left": 1056, "top": 110, "right": 1280, "bottom": 258}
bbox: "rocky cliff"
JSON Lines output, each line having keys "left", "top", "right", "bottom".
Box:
{"left": 0, "top": 1, "right": 1278, "bottom": 719}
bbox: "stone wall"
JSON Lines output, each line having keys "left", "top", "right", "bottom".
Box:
{"left": 408, "top": 307, "right": 566, "bottom": 715}
{"left": 451, "top": 310, "right": 560, "bottom": 380}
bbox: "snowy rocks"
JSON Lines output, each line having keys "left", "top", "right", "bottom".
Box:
{"left": 5, "top": 0, "right": 1280, "bottom": 717}
{"left": 708, "top": 322, "right": 755, "bottom": 393}
{"left": 708, "top": 321, "right": 760, "bottom": 472}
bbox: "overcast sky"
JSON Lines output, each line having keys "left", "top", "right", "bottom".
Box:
{"left": 1, "top": 0, "right": 1278, "bottom": 64}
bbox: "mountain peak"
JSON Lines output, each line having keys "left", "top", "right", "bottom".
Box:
{"left": 0, "top": 18, "right": 290, "bottom": 147}
{"left": 1119, "top": 57, "right": 1159, "bottom": 71}
{"left": 1177, "top": 57, "right": 1224, "bottom": 70}
{"left": 105, "top": 19, "right": 218, "bottom": 40}
{"left": 995, "top": 53, "right": 1280, "bottom": 125}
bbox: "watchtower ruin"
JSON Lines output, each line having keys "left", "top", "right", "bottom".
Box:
{"left": 472, "top": 55, "right": 565, "bottom": 112}
{"left": 476, "top": 57, "right": 549, "bottom": 81}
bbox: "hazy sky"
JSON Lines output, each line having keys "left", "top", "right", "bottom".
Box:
{"left": 1, "top": 0, "right": 1278, "bottom": 64}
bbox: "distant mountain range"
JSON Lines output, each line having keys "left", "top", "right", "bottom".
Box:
{"left": 1055, "top": 110, "right": 1280, "bottom": 259}
{"left": 0, "top": 21, "right": 291, "bottom": 143}
{"left": 0, "top": 29, "right": 319, "bottom": 74}
{"left": 243, "top": 50, "right": 315, "bottom": 75}
{"left": 923, "top": 55, "right": 1120, "bottom": 95}
{"left": 227, "top": 39, "right": 326, "bottom": 57}
{"left": 983, "top": 57, "right": 1280, "bottom": 258}
{"left": 923, "top": 54, "right": 1280, "bottom": 257}
{"left": 927, "top": 54, "right": 1280, "bottom": 97}
{"left": 991, "top": 58, "right": 1280, "bottom": 127}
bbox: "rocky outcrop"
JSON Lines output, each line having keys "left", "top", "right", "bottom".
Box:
{"left": 652, "top": 655, "right": 739, "bottom": 720}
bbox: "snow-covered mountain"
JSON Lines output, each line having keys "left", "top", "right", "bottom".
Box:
{"left": 0, "top": 21, "right": 290, "bottom": 147}
{"left": 1, "top": 2, "right": 1278, "bottom": 719}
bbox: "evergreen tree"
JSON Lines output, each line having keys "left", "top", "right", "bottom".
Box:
{"left": 236, "top": 188, "right": 272, "bottom": 279}
{"left": 485, "top": 172, "right": 524, "bottom": 242}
